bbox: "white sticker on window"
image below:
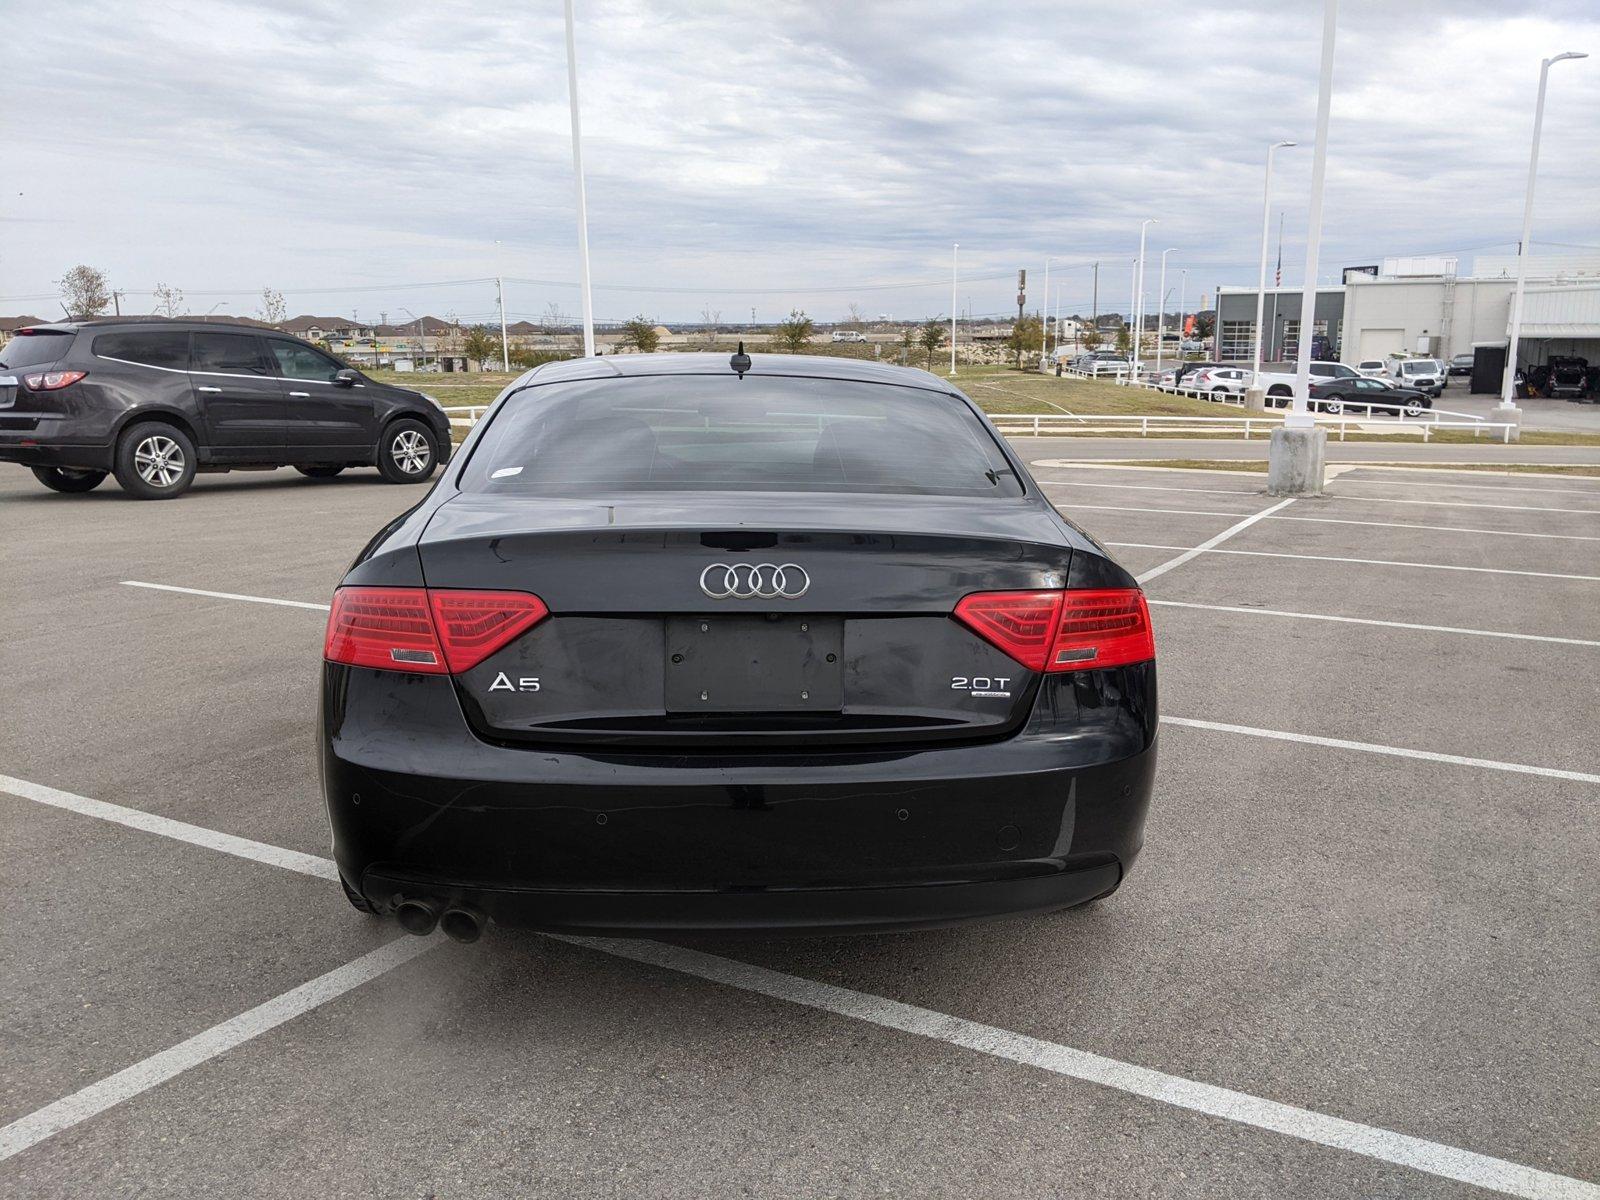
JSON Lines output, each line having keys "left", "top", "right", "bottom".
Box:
{"left": 490, "top": 466, "right": 523, "bottom": 479}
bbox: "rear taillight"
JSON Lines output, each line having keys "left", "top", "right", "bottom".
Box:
{"left": 324, "top": 587, "right": 548, "bottom": 675}
{"left": 954, "top": 588, "right": 1153, "bottom": 673}
{"left": 23, "top": 370, "right": 87, "bottom": 391}
{"left": 428, "top": 589, "right": 550, "bottom": 673}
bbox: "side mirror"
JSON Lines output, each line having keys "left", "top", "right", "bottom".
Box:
{"left": 334, "top": 369, "right": 360, "bottom": 387}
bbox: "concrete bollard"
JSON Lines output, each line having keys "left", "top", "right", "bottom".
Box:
{"left": 1244, "top": 386, "right": 1266, "bottom": 412}
{"left": 1267, "top": 425, "right": 1327, "bottom": 496}
{"left": 1492, "top": 404, "right": 1522, "bottom": 443}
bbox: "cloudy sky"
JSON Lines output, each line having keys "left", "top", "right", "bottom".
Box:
{"left": 3, "top": 0, "right": 1597, "bottom": 325}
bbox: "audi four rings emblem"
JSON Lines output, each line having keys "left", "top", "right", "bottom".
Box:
{"left": 699, "top": 562, "right": 810, "bottom": 599}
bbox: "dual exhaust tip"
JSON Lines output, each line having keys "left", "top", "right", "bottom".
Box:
{"left": 395, "top": 896, "right": 485, "bottom": 944}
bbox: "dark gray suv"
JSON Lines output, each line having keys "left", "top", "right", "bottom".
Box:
{"left": 0, "top": 318, "right": 453, "bottom": 499}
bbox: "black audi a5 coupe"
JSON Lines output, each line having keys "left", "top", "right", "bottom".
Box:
{"left": 320, "top": 352, "right": 1157, "bottom": 941}
{"left": 0, "top": 318, "right": 451, "bottom": 498}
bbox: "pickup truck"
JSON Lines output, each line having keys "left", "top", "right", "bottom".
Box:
{"left": 1253, "top": 360, "right": 1366, "bottom": 403}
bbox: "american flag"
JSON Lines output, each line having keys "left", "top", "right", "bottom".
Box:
{"left": 1274, "top": 243, "right": 1282, "bottom": 287}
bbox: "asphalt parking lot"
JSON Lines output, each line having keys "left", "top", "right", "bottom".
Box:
{"left": 2, "top": 451, "right": 1597, "bottom": 1199}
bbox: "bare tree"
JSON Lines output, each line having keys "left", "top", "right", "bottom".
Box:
{"left": 699, "top": 304, "right": 721, "bottom": 345}
{"left": 57, "top": 265, "right": 112, "bottom": 318}
{"left": 846, "top": 303, "right": 866, "bottom": 331}
{"left": 257, "top": 287, "right": 286, "bottom": 326}
{"left": 541, "top": 301, "right": 568, "bottom": 335}
{"left": 152, "top": 283, "right": 185, "bottom": 318}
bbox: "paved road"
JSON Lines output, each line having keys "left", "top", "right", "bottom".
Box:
{"left": 1, "top": 461, "right": 1596, "bottom": 1198}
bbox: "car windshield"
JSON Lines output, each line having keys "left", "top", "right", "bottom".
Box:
{"left": 0, "top": 329, "right": 75, "bottom": 369}
{"left": 461, "top": 373, "right": 1024, "bottom": 497}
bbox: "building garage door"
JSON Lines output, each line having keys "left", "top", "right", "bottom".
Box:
{"left": 1358, "top": 328, "right": 1404, "bottom": 361}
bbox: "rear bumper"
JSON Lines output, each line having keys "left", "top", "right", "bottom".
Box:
{"left": 321, "top": 664, "right": 1158, "bottom": 935}
{"left": 361, "top": 860, "right": 1123, "bottom": 935}
{"left": 0, "top": 413, "right": 116, "bottom": 470}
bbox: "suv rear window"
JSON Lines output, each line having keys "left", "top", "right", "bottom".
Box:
{"left": 0, "top": 330, "right": 75, "bottom": 369}
{"left": 94, "top": 330, "right": 190, "bottom": 369}
{"left": 462, "top": 375, "right": 1023, "bottom": 497}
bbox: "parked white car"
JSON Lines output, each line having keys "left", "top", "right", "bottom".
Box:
{"left": 1354, "top": 359, "right": 1388, "bottom": 378}
{"left": 1189, "top": 366, "right": 1254, "bottom": 396}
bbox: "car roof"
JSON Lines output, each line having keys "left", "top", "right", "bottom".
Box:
{"left": 27, "top": 317, "right": 295, "bottom": 335}
{"left": 521, "top": 351, "right": 960, "bottom": 394}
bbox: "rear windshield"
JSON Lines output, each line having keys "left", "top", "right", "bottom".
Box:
{"left": 0, "top": 330, "right": 75, "bottom": 369}
{"left": 460, "top": 374, "right": 1023, "bottom": 497}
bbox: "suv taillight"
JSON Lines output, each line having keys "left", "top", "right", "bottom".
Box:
{"left": 953, "top": 588, "right": 1154, "bottom": 673}
{"left": 324, "top": 587, "right": 549, "bottom": 674}
{"left": 23, "top": 370, "right": 87, "bottom": 391}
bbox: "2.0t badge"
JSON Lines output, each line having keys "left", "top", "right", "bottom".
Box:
{"left": 699, "top": 562, "right": 810, "bottom": 599}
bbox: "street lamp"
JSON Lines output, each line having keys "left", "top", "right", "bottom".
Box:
{"left": 1133, "top": 219, "right": 1156, "bottom": 376}
{"left": 563, "top": 0, "right": 595, "bottom": 357}
{"left": 1041, "top": 255, "right": 1067, "bottom": 366}
{"left": 1155, "top": 248, "right": 1177, "bottom": 376}
{"left": 949, "top": 243, "right": 958, "bottom": 376}
{"left": 400, "top": 306, "right": 427, "bottom": 367}
{"left": 1251, "top": 141, "right": 1297, "bottom": 393}
{"left": 1500, "top": 50, "right": 1588, "bottom": 412}
{"left": 1285, "top": 0, "right": 1338, "bottom": 432}
{"left": 204, "top": 302, "right": 227, "bottom": 320}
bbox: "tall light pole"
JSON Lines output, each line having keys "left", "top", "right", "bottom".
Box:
{"left": 949, "top": 243, "right": 958, "bottom": 376}
{"left": 1155, "top": 248, "right": 1177, "bottom": 375}
{"left": 1134, "top": 219, "right": 1155, "bottom": 376}
{"left": 1252, "top": 141, "right": 1297, "bottom": 388}
{"left": 494, "top": 240, "right": 510, "bottom": 371}
{"left": 1041, "top": 255, "right": 1064, "bottom": 365}
{"left": 1267, "top": 0, "right": 1337, "bottom": 499}
{"left": 1288, "top": 1, "right": 1337, "bottom": 429}
{"left": 563, "top": 0, "right": 595, "bottom": 357}
{"left": 401, "top": 306, "right": 427, "bottom": 367}
{"left": 1500, "top": 51, "right": 1588, "bottom": 412}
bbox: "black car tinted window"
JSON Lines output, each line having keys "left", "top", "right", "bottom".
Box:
{"left": 191, "top": 332, "right": 272, "bottom": 376}
{"left": 268, "top": 340, "right": 345, "bottom": 382}
{"left": 462, "top": 375, "right": 1022, "bottom": 497}
{"left": 0, "top": 330, "right": 75, "bottom": 369}
{"left": 93, "top": 330, "right": 190, "bottom": 369}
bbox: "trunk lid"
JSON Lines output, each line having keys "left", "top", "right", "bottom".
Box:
{"left": 419, "top": 491, "right": 1072, "bottom": 748}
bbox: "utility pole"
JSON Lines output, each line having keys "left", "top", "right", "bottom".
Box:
{"left": 495, "top": 276, "right": 510, "bottom": 371}
{"left": 112, "top": 290, "right": 122, "bottom": 316}
{"left": 1015, "top": 269, "right": 1026, "bottom": 368}
{"left": 1091, "top": 262, "right": 1098, "bottom": 323}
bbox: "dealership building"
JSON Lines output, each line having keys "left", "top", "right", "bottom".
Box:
{"left": 1214, "top": 255, "right": 1600, "bottom": 390}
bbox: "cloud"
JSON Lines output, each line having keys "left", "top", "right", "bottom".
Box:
{"left": 3, "top": 0, "right": 1595, "bottom": 322}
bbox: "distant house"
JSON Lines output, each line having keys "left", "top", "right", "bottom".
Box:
{"left": 0, "top": 315, "right": 48, "bottom": 344}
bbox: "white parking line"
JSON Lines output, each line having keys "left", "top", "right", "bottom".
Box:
{"left": 0, "top": 937, "right": 434, "bottom": 1164}
{"left": 1160, "top": 717, "right": 1600, "bottom": 785}
{"left": 1149, "top": 600, "right": 1600, "bottom": 648}
{"left": 1042, "top": 479, "right": 1262, "bottom": 498}
{"left": 121, "top": 581, "right": 331, "bottom": 611}
{"left": 1059, "top": 507, "right": 1600, "bottom": 543}
{"left": 1136, "top": 499, "right": 1297, "bottom": 584}
{"left": 0, "top": 773, "right": 339, "bottom": 880}
{"left": 1060, "top": 503, "right": 1244, "bottom": 519}
{"left": 1270, "top": 514, "right": 1600, "bottom": 543}
{"left": 2, "top": 771, "right": 1594, "bottom": 1198}
{"left": 1037, "top": 476, "right": 1600, "bottom": 515}
{"left": 1330, "top": 494, "right": 1600, "bottom": 515}
{"left": 1110, "top": 543, "right": 1600, "bottom": 583}
{"left": 571, "top": 937, "right": 1600, "bottom": 1200}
